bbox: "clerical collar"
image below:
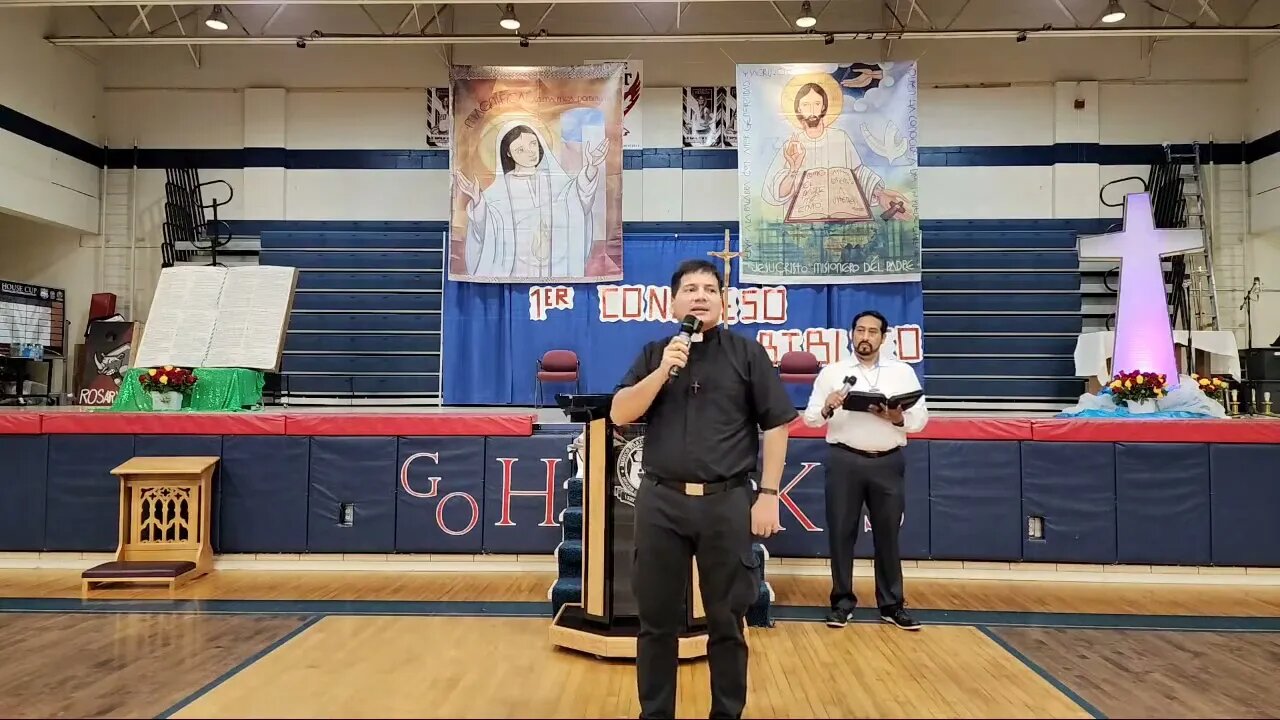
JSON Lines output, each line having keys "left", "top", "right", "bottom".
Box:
{"left": 691, "top": 323, "right": 722, "bottom": 343}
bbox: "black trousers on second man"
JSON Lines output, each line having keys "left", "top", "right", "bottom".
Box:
{"left": 633, "top": 478, "right": 761, "bottom": 719}
{"left": 825, "top": 444, "right": 906, "bottom": 612}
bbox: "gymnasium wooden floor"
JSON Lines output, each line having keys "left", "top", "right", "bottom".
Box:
{"left": 1, "top": 570, "right": 1279, "bottom": 718}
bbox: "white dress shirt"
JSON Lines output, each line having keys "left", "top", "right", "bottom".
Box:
{"left": 802, "top": 356, "right": 929, "bottom": 452}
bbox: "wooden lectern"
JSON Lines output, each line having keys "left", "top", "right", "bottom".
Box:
{"left": 549, "top": 393, "right": 709, "bottom": 659}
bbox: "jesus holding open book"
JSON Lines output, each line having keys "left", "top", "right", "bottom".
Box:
{"left": 761, "top": 75, "right": 913, "bottom": 223}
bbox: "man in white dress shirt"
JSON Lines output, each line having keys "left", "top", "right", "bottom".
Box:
{"left": 803, "top": 310, "right": 927, "bottom": 631}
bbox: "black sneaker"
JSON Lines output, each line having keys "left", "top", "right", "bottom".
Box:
{"left": 880, "top": 607, "right": 921, "bottom": 630}
{"left": 825, "top": 608, "right": 853, "bottom": 628}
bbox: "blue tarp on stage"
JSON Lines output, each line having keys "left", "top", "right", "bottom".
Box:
{"left": 443, "top": 231, "right": 925, "bottom": 406}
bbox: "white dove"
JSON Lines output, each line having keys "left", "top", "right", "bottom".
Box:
{"left": 861, "top": 121, "right": 908, "bottom": 164}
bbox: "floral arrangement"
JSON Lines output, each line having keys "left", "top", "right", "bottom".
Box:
{"left": 1107, "top": 370, "right": 1167, "bottom": 405}
{"left": 138, "top": 365, "right": 198, "bottom": 395}
{"left": 1190, "top": 373, "right": 1228, "bottom": 399}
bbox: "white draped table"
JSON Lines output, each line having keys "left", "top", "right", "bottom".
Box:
{"left": 1074, "top": 330, "right": 1242, "bottom": 383}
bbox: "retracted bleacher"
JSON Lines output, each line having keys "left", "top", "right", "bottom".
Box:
{"left": 920, "top": 218, "right": 1112, "bottom": 411}
{"left": 258, "top": 226, "right": 445, "bottom": 404}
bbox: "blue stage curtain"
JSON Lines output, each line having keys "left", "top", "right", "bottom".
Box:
{"left": 443, "top": 232, "right": 924, "bottom": 406}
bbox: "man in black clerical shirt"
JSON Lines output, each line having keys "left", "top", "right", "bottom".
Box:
{"left": 611, "top": 259, "right": 797, "bottom": 720}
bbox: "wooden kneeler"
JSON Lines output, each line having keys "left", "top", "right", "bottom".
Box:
{"left": 82, "top": 456, "right": 219, "bottom": 594}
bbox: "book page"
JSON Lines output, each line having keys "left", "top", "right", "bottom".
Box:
{"left": 787, "top": 168, "right": 829, "bottom": 222}
{"left": 786, "top": 167, "right": 873, "bottom": 223}
{"left": 134, "top": 267, "right": 225, "bottom": 368}
{"left": 826, "top": 167, "right": 871, "bottom": 221}
{"left": 204, "top": 265, "right": 297, "bottom": 370}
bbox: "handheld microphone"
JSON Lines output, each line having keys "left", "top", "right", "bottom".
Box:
{"left": 669, "top": 314, "right": 703, "bottom": 379}
{"left": 823, "top": 376, "right": 857, "bottom": 418}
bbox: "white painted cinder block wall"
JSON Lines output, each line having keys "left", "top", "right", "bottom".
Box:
{"left": 3, "top": 3, "right": 1276, "bottom": 346}
{"left": 0, "top": 8, "right": 105, "bottom": 342}
{"left": 98, "top": 51, "right": 1252, "bottom": 226}
{"left": 0, "top": 8, "right": 101, "bottom": 233}
{"left": 1246, "top": 39, "right": 1280, "bottom": 347}
{"left": 93, "top": 35, "right": 1262, "bottom": 330}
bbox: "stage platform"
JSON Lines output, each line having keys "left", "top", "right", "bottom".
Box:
{"left": 0, "top": 407, "right": 1277, "bottom": 569}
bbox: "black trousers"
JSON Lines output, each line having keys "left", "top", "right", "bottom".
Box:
{"left": 825, "top": 445, "right": 907, "bottom": 613}
{"left": 633, "top": 479, "right": 760, "bottom": 719}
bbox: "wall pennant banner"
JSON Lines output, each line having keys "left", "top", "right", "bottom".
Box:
{"left": 448, "top": 63, "right": 626, "bottom": 284}
{"left": 737, "top": 62, "right": 922, "bottom": 285}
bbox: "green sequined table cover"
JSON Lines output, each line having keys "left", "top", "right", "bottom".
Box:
{"left": 109, "top": 367, "right": 265, "bottom": 412}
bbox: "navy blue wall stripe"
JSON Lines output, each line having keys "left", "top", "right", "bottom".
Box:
{"left": 216, "top": 217, "right": 1115, "bottom": 239}
{"left": 2, "top": 102, "right": 1277, "bottom": 172}
{"left": 1247, "top": 130, "right": 1280, "bottom": 164}
{"left": 0, "top": 105, "right": 102, "bottom": 167}
{"left": 101, "top": 142, "right": 1261, "bottom": 171}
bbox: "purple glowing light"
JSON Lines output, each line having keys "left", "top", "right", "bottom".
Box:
{"left": 1079, "top": 193, "right": 1203, "bottom": 390}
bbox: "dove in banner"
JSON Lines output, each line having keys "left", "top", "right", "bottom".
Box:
{"left": 861, "top": 121, "right": 908, "bottom": 164}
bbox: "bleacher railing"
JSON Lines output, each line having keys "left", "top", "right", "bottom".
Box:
{"left": 161, "top": 168, "right": 235, "bottom": 268}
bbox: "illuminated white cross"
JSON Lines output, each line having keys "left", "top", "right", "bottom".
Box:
{"left": 1079, "top": 192, "right": 1203, "bottom": 389}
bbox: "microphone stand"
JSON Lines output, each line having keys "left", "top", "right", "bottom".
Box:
{"left": 1240, "top": 277, "right": 1260, "bottom": 352}
{"left": 1238, "top": 277, "right": 1262, "bottom": 414}
{"left": 1182, "top": 277, "right": 1195, "bottom": 378}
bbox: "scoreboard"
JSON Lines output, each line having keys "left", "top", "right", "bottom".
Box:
{"left": 0, "top": 280, "right": 66, "bottom": 358}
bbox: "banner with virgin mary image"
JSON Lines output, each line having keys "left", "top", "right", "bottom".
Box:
{"left": 448, "top": 63, "right": 626, "bottom": 284}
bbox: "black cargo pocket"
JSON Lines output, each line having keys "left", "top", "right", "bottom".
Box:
{"left": 733, "top": 547, "right": 762, "bottom": 613}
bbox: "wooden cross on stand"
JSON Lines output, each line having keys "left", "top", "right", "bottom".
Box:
{"left": 707, "top": 229, "right": 742, "bottom": 315}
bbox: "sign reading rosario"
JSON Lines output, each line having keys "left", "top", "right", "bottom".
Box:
{"left": 528, "top": 284, "right": 922, "bottom": 364}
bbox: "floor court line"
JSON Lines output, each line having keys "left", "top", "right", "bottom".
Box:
{"left": 976, "top": 625, "right": 1109, "bottom": 720}
{"left": 154, "top": 615, "right": 325, "bottom": 720}
{"left": 4, "top": 597, "right": 1278, "bottom": 633}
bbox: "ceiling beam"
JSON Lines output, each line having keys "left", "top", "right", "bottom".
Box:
{"left": 1049, "top": 0, "right": 1080, "bottom": 27}
{"left": 44, "top": 24, "right": 1280, "bottom": 45}
{"left": 907, "top": 0, "right": 934, "bottom": 30}
{"left": 1194, "top": 0, "right": 1221, "bottom": 24}
{"left": 127, "top": 4, "right": 152, "bottom": 33}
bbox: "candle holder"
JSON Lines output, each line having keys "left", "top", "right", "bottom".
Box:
{"left": 1229, "top": 389, "right": 1241, "bottom": 416}
{"left": 1264, "top": 391, "right": 1274, "bottom": 417}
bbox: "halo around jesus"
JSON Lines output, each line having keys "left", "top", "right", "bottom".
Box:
{"left": 779, "top": 72, "right": 844, "bottom": 129}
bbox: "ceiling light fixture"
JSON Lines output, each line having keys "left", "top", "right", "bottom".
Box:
{"left": 795, "top": 0, "right": 817, "bottom": 29}
{"left": 204, "top": 4, "right": 228, "bottom": 31}
{"left": 1101, "top": 0, "right": 1126, "bottom": 23}
{"left": 500, "top": 4, "right": 521, "bottom": 31}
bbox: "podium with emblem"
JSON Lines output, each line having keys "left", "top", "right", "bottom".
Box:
{"left": 549, "top": 393, "right": 710, "bottom": 659}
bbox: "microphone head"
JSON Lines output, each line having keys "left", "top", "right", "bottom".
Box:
{"left": 843, "top": 375, "right": 857, "bottom": 388}
{"left": 679, "top": 315, "right": 702, "bottom": 334}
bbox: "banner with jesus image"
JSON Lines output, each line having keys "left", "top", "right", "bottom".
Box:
{"left": 448, "top": 64, "right": 625, "bottom": 284}
{"left": 737, "top": 62, "right": 921, "bottom": 285}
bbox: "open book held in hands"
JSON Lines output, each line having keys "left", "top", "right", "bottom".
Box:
{"left": 841, "top": 388, "right": 924, "bottom": 413}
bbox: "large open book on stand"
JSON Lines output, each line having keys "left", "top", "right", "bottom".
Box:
{"left": 134, "top": 265, "right": 298, "bottom": 370}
